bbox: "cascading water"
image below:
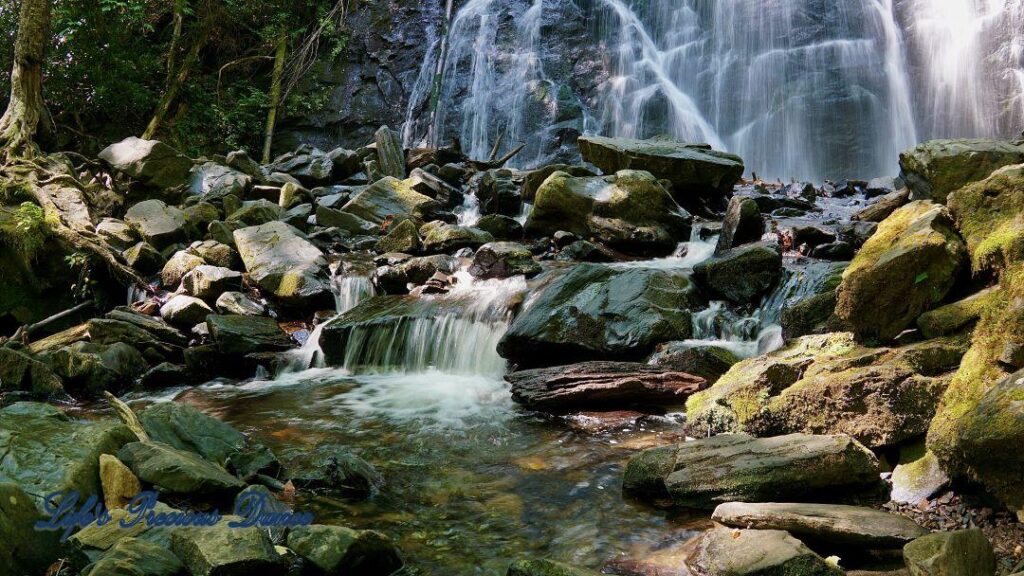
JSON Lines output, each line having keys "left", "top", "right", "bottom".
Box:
{"left": 405, "top": 0, "right": 1024, "bottom": 181}
{"left": 284, "top": 273, "right": 376, "bottom": 372}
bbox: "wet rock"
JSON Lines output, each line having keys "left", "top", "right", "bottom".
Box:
{"left": 476, "top": 214, "right": 525, "bottom": 240}
{"left": 946, "top": 163, "right": 1024, "bottom": 275}
{"left": 780, "top": 264, "right": 845, "bottom": 339}
{"left": 622, "top": 432, "right": 880, "bottom": 508}
{"left": 555, "top": 239, "right": 614, "bottom": 263}
{"left": 507, "top": 558, "right": 602, "bottom": 576}
{"left": 916, "top": 286, "right": 1001, "bottom": 338}
{"left": 47, "top": 342, "right": 148, "bottom": 396}
{"left": 0, "top": 402, "right": 135, "bottom": 504}
{"left": 281, "top": 202, "right": 312, "bottom": 230}
{"left": 284, "top": 444, "right": 382, "bottom": 497}
{"left": 99, "top": 137, "right": 193, "bottom": 190}
{"left": 82, "top": 537, "right": 184, "bottom": 576}
{"left": 125, "top": 200, "right": 192, "bottom": 249}
{"left": 375, "top": 125, "right": 407, "bottom": 179}
{"left": 792, "top": 225, "right": 837, "bottom": 250}
{"left": 139, "top": 401, "right": 256, "bottom": 469}
{"left": 181, "top": 265, "right": 243, "bottom": 301}
{"left": 0, "top": 483, "right": 62, "bottom": 575}
{"left": 854, "top": 189, "right": 911, "bottom": 223}
{"left": 578, "top": 136, "right": 744, "bottom": 210}
{"left": 287, "top": 524, "right": 403, "bottom": 576}
{"left": 161, "top": 250, "right": 206, "bottom": 288}
{"left": 189, "top": 161, "right": 252, "bottom": 200}
{"left": 215, "top": 291, "right": 266, "bottom": 316}
{"left": 712, "top": 502, "right": 927, "bottom": 548}
{"left": 469, "top": 242, "right": 541, "bottom": 279}
{"left": 105, "top": 308, "right": 188, "bottom": 347}
{"left": 226, "top": 199, "right": 284, "bottom": 226}
{"left": 422, "top": 223, "right": 494, "bottom": 253}
{"left": 902, "top": 529, "right": 995, "bottom": 576}
{"left": 207, "top": 315, "right": 293, "bottom": 355}
{"left": 689, "top": 528, "right": 842, "bottom": 576}
{"left": 138, "top": 362, "right": 187, "bottom": 389}
{"left": 372, "top": 254, "right": 458, "bottom": 294}
{"left": 692, "top": 241, "right": 782, "bottom": 304}
{"left": 374, "top": 219, "right": 421, "bottom": 253}
{"left": 899, "top": 139, "right": 1024, "bottom": 204}
{"left": 341, "top": 176, "right": 441, "bottom": 225}
{"left": 526, "top": 169, "right": 692, "bottom": 256}
{"left": 171, "top": 518, "right": 284, "bottom": 576}
{"left": 498, "top": 264, "right": 698, "bottom": 368}
{"left": 507, "top": 361, "right": 706, "bottom": 411}
{"left": 99, "top": 454, "right": 141, "bottom": 510}
{"left": 124, "top": 242, "right": 166, "bottom": 274}
{"left": 0, "top": 347, "right": 64, "bottom": 395}
{"left": 117, "top": 441, "right": 245, "bottom": 496}
{"left": 479, "top": 169, "right": 523, "bottom": 217}
{"left": 234, "top": 221, "right": 333, "bottom": 308}
{"left": 97, "top": 218, "right": 137, "bottom": 251}
{"left": 522, "top": 164, "right": 597, "bottom": 202}
{"left": 890, "top": 442, "right": 949, "bottom": 505}
{"left": 646, "top": 343, "right": 741, "bottom": 383}
{"left": 160, "top": 294, "right": 213, "bottom": 327}
{"left": 716, "top": 196, "right": 764, "bottom": 253}
{"left": 836, "top": 201, "right": 967, "bottom": 342}
{"left": 810, "top": 241, "right": 856, "bottom": 261}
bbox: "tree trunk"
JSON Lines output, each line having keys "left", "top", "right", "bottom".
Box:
{"left": 166, "top": 0, "right": 187, "bottom": 83}
{"left": 262, "top": 33, "right": 288, "bottom": 164}
{"left": 142, "top": 21, "right": 210, "bottom": 140}
{"left": 0, "top": 0, "right": 51, "bottom": 154}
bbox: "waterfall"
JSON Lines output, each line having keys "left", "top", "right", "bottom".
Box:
{"left": 284, "top": 273, "right": 376, "bottom": 372}
{"left": 403, "top": 0, "right": 1024, "bottom": 181}
{"left": 334, "top": 271, "right": 528, "bottom": 378}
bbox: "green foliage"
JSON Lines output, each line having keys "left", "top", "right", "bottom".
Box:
{"left": 1, "top": 202, "right": 49, "bottom": 262}
{"left": 64, "top": 251, "right": 96, "bottom": 300}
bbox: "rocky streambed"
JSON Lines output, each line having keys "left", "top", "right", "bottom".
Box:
{"left": 2, "top": 131, "right": 1024, "bottom": 575}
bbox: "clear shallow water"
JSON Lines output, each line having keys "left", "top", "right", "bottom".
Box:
{"left": 144, "top": 370, "right": 706, "bottom": 574}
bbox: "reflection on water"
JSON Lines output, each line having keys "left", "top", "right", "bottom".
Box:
{"left": 148, "top": 369, "right": 705, "bottom": 574}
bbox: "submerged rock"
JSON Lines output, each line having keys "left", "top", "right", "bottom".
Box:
{"left": 171, "top": 519, "right": 284, "bottom": 576}
{"left": 506, "top": 361, "right": 706, "bottom": 411}
{"left": 623, "top": 432, "right": 880, "bottom": 509}
{"left": 902, "top": 529, "right": 995, "bottom": 576}
{"left": 507, "top": 558, "right": 603, "bottom": 576}
{"left": 711, "top": 502, "right": 927, "bottom": 548}
{"left": 99, "top": 137, "right": 193, "bottom": 190}
{"left": 283, "top": 443, "right": 382, "bottom": 497}
{"left": 578, "top": 135, "right": 744, "bottom": 209}
{"left": 835, "top": 201, "right": 967, "bottom": 342}
{"left": 692, "top": 241, "right": 782, "bottom": 304}
{"left": 287, "top": 524, "right": 403, "bottom": 576}
{"left": 233, "top": 221, "right": 332, "bottom": 308}
{"left": 498, "top": 264, "right": 699, "bottom": 368}
{"left": 898, "top": 139, "right": 1024, "bottom": 204}
{"left": 689, "top": 528, "right": 842, "bottom": 576}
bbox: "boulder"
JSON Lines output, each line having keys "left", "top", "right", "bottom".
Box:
{"left": 946, "top": 163, "right": 1024, "bottom": 274}
{"left": 160, "top": 294, "right": 213, "bottom": 327}
{"left": 854, "top": 189, "right": 911, "bottom": 223}
{"left": 780, "top": 264, "right": 846, "bottom": 340}
{"left": 105, "top": 308, "right": 188, "bottom": 347}
{"left": 711, "top": 502, "right": 927, "bottom": 548}
{"left": 189, "top": 162, "right": 251, "bottom": 200}
{"left": 372, "top": 255, "right": 458, "bottom": 294}
{"left": 278, "top": 181, "right": 310, "bottom": 209}
{"left": 117, "top": 441, "right": 245, "bottom": 496}
{"left": 99, "top": 137, "right": 192, "bottom": 189}
{"left": 287, "top": 524, "right": 403, "bottom": 576}
{"left": 421, "top": 223, "right": 494, "bottom": 253}
{"left": 283, "top": 444, "right": 382, "bottom": 497}
{"left": 139, "top": 362, "right": 187, "bottom": 389}
{"left": 506, "top": 361, "right": 706, "bottom": 411}
{"left": 233, "top": 221, "right": 332, "bottom": 307}
{"left": 479, "top": 169, "right": 522, "bottom": 217}
{"left": 171, "top": 519, "right": 284, "bottom": 576}
{"left": 124, "top": 200, "right": 191, "bottom": 249}
{"left": 507, "top": 558, "right": 602, "bottom": 576}
{"left": 526, "top": 170, "right": 692, "bottom": 256}
{"left": 315, "top": 204, "right": 379, "bottom": 234}
{"left": 341, "top": 176, "right": 440, "bottom": 225}
{"left": 555, "top": 240, "right": 614, "bottom": 263}
{"left": 468, "top": 242, "right": 541, "bottom": 279}
{"left": 476, "top": 214, "right": 524, "bottom": 240}
{"left": 374, "top": 125, "right": 406, "bottom": 179}
{"left": 890, "top": 442, "right": 950, "bottom": 505}
{"left": 187, "top": 239, "right": 240, "bottom": 269}
{"left": 578, "top": 136, "right": 744, "bottom": 210}
{"left": 161, "top": 250, "right": 205, "bottom": 288}
{"left": 226, "top": 199, "right": 283, "bottom": 226}
{"left": 96, "top": 218, "right": 137, "bottom": 251}
{"left": 646, "top": 343, "right": 741, "bottom": 383}
{"left": 181, "top": 265, "right": 243, "bottom": 301}
{"left": 522, "top": 164, "right": 597, "bottom": 202}
{"left": 498, "top": 264, "right": 698, "bottom": 368}
{"left": 716, "top": 196, "right": 764, "bottom": 253}
{"left": 184, "top": 201, "right": 221, "bottom": 228}
{"left": 902, "top": 529, "right": 995, "bottom": 576}
{"left": 0, "top": 403, "right": 135, "bottom": 505}
{"left": 99, "top": 454, "right": 141, "bottom": 510}
{"left": 0, "top": 482, "right": 62, "bottom": 575}
{"left": 215, "top": 291, "right": 266, "bottom": 316}
{"left": 374, "top": 219, "right": 420, "bottom": 253}
{"left": 0, "top": 347, "right": 64, "bottom": 395}
{"left": 688, "top": 528, "right": 842, "bottom": 576}
{"left": 898, "top": 139, "right": 1024, "bottom": 204}
{"left": 622, "top": 432, "right": 880, "bottom": 508}
{"left": 692, "top": 241, "right": 782, "bottom": 304}
{"left": 123, "top": 242, "right": 165, "bottom": 274}
{"left": 225, "top": 149, "right": 264, "bottom": 179}
{"left": 46, "top": 342, "right": 148, "bottom": 396}
{"left": 281, "top": 202, "right": 312, "bottom": 230}
{"left": 82, "top": 537, "right": 184, "bottom": 576}
{"left": 268, "top": 146, "right": 335, "bottom": 186}
{"left": 836, "top": 201, "right": 967, "bottom": 342}
{"left": 207, "top": 315, "right": 293, "bottom": 355}
{"left": 916, "top": 286, "right": 1001, "bottom": 338}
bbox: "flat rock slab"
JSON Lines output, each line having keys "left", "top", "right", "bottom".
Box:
{"left": 711, "top": 502, "right": 927, "bottom": 548}
{"left": 507, "top": 361, "right": 706, "bottom": 411}
{"left": 689, "top": 528, "right": 842, "bottom": 576}
{"left": 624, "top": 433, "right": 881, "bottom": 509}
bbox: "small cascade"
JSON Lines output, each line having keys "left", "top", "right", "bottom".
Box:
{"left": 284, "top": 273, "right": 376, "bottom": 372}
{"left": 455, "top": 190, "right": 482, "bottom": 227}
{"left": 338, "top": 270, "right": 528, "bottom": 378}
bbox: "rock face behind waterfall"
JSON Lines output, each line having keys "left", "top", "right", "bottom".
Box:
{"left": 578, "top": 136, "right": 744, "bottom": 211}
{"left": 498, "top": 264, "right": 700, "bottom": 369}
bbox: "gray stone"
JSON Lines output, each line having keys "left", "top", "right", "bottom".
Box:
{"left": 316, "top": 204, "right": 379, "bottom": 234}
{"left": 226, "top": 199, "right": 284, "bottom": 226}
{"left": 422, "top": 223, "right": 493, "bottom": 253}
{"left": 890, "top": 443, "right": 950, "bottom": 505}
{"left": 161, "top": 250, "right": 206, "bottom": 288}
{"left": 186, "top": 239, "right": 240, "bottom": 269}
{"left": 341, "top": 176, "right": 440, "bottom": 225}
{"left": 374, "top": 125, "right": 406, "bottom": 179}
{"left": 82, "top": 537, "right": 184, "bottom": 576}
{"left": 124, "top": 242, "right": 166, "bottom": 274}
{"left": 215, "top": 291, "right": 266, "bottom": 316}
{"left": 507, "top": 558, "right": 602, "bottom": 576}
{"left": 181, "top": 265, "right": 243, "bottom": 301}
{"left": 171, "top": 518, "right": 284, "bottom": 576}
{"left": 189, "top": 162, "right": 252, "bottom": 200}
{"left": 207, "top": 315, "right": 293, "bottom": 355}
{"left": 689, "top": 528, "right": 842, "bottom": 576}
{"left": 899, "top": 139, "right": 1024, "bottom": 204}
{"left": 468, "top": 242, "right": 540, "bottom": 279}
{"left": 117, "top": 441, "right": 244, "bottom": 496}
{"left": 97, "top": 218, "right": 137, "bottom": 251}
{"left": 125, "top": 200, "right": 192, "bottom": 249}
{"left": 902, "top": 529, "right": 995, "bottom": 576}
{"left": 160, "top": 294, "right": 213, "bottom": 327}
{"left": 233, "top": 221, "right": 332, "bottom": 307}
{"left": 716, "top": 196, "right": 764, "bottom": 253}
{"left": 99, "top": 137, "right": 192, "bottom": 189}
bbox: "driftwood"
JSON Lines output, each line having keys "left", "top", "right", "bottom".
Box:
{"left": 10, "top": 300, "right": 92, "bottom": 342}
{"left": 467, "top": 142, "right": 526, "bottom": 171}
{"left": 103, "top": 391, "right": 150, "bottom": 442}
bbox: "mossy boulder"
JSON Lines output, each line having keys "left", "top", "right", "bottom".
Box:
{"left": 282, "top": 443, "right": 383, "bottom": 497}
{"left": 161, "top": 250, "right": 206, "bottom": 288}
{"left": 689, "top": 528, "right": 842, "bottom": 576}
{"left": 341, "top": 176, "right": 440, "bottom": 225}
{"left": 526, "top": 169, "right": 692, "bottom": 256}
{"left": 507, "top": 558, "right": 602, "bottom": 576}
{"left": 233, "top": 221, "right": 333, "bottom": 308}
{"left": 916, "top": 286, "right": 1002, "bottom": 338}
{"left": 226, "top": 199, "right": 284, "bottom": 226}
{"left": 468, "top": 242, "right": 541, "bottom": 279}
{"left": 475, "top": 214, "right": 524, "bottom": 240}
{"left": 171, "top": 518, "right": 285, "bottom": 576}
{"left": 421, "top": 223, "right": 493, "bottom": 253}
{"left": 181, "top": 265, "right": 243, "bottom": 301}
{"left": 287, "top": 524, "right": 403, "bottom": 575}
{"left": 898, "top": 139, "right": 1024, "bottom": 204}
{"left": 0, "top": 482, "right": 62, "bottom": 575}
{"left": 45, "top": 342, "right": 149, "bottom": 396}
{"left": 498, "top": 264, "right": 699, "bottom": 368}
{"left": 81, "top": 537, "right": 184, "bottom": 576}
{"left": 123, "top": 242, "right": 166, "bottom": 274}
{"left": 139, "top": 402, "right": 246, "bottom": 467}
{"left": 692, "top": 241, "right": 782, "bottom": 304}
{"left": 0, "top": 347, "right": 64, "bottom": 396}
{"left": 902, "top": 529, "right": 995, "bottom": 576}
{"left": 946, "top": 163, "right": 1024, "bottom": 274}
{"left": 835, "top": 201, "right": 967, "bottom": 342}
{"left": 646, "top": 343, "right": 741, "bottom": 383}
{"left": 374, "top": 219, "right": 420, "bottom": 253}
